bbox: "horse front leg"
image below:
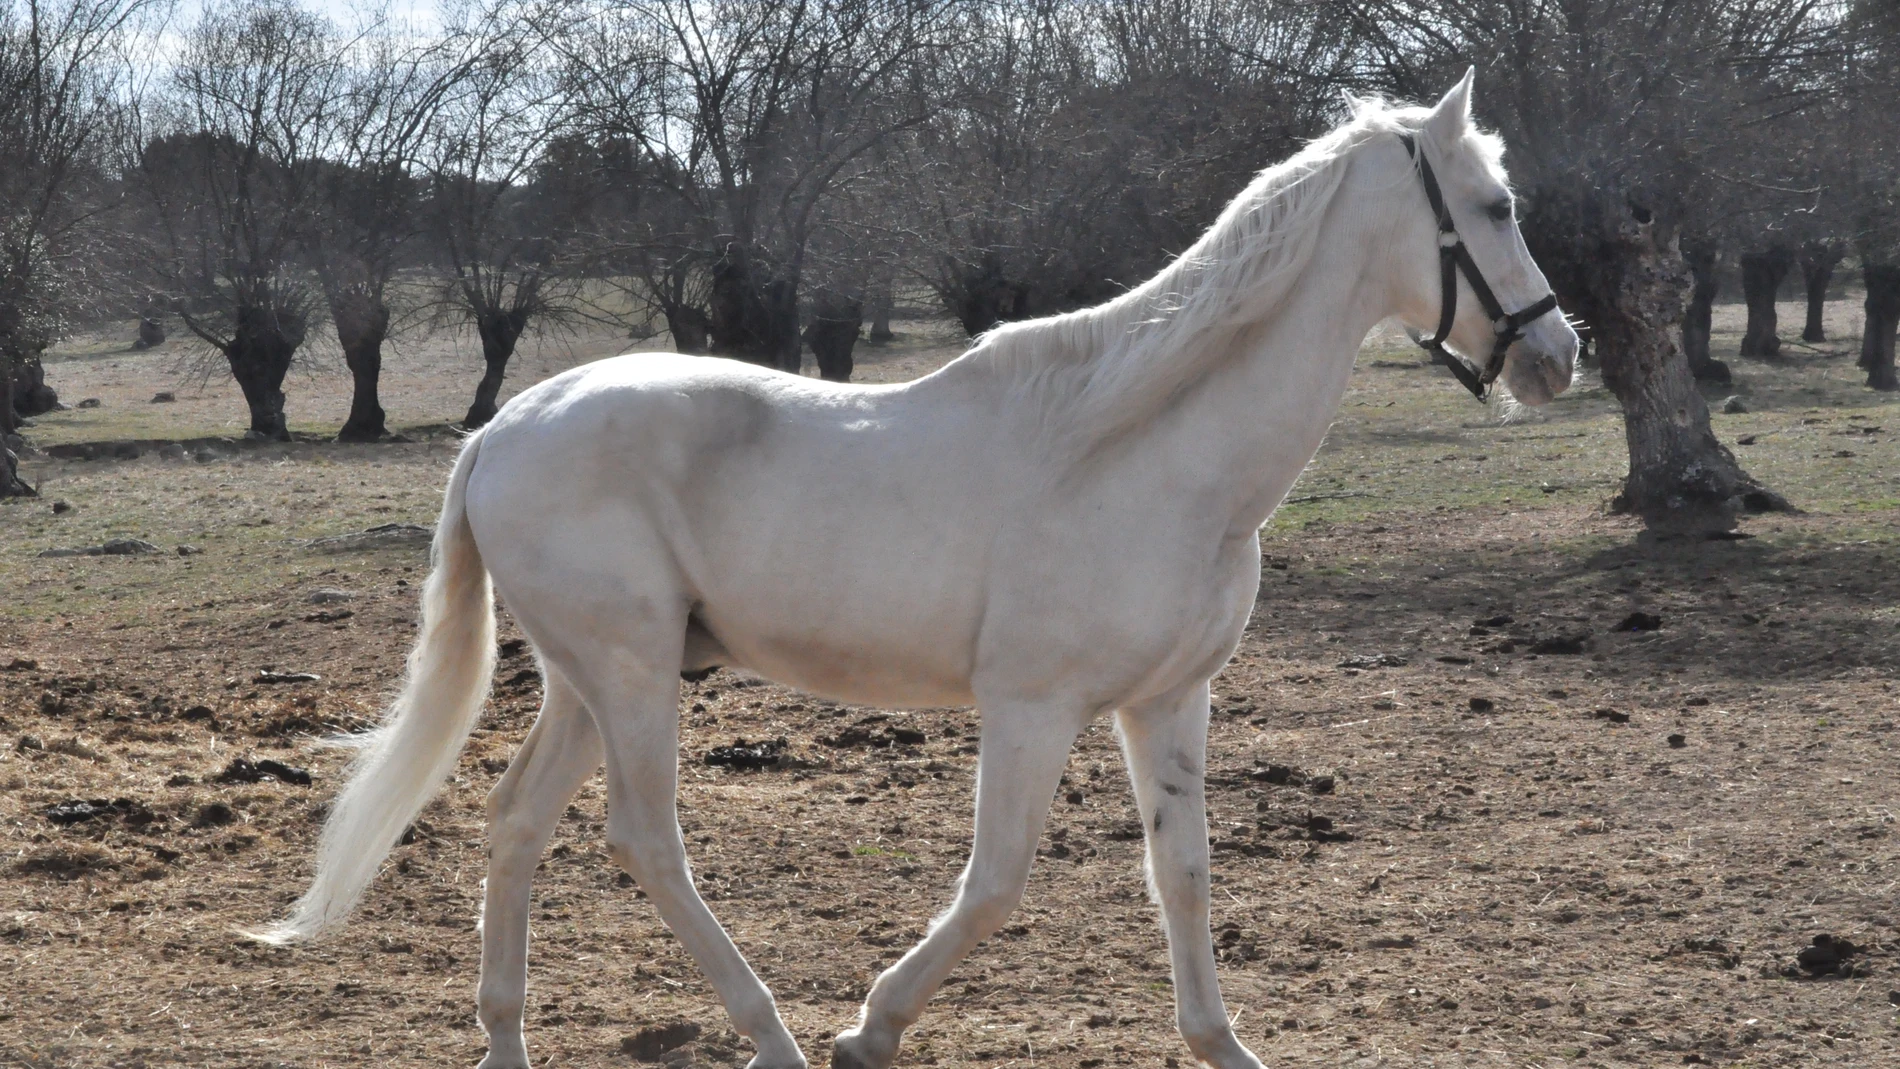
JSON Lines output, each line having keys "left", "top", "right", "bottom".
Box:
{"left": 832, "top": 703, "right": 1088, "bottom": 1069}
{"left": 1118, "top": 680, "right": 1265, "bottom": 1069}
{"left": 476, "top": 670, "right": 603, "bottom": 1069}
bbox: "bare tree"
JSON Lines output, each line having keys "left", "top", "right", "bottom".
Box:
{"left": 0, "top": 0, "right": 148, "bottom": 496}
{"left": 1738, "top": 243, "right": 1794, "bottom": 358}
{"left": 903, "top": 0, "right": 1361, "bottom": 337}
{"left": 1797, "top": 239, "right": 1844, "bottom": 342}
{"left": 303, "top": 20, "right": 473, "bottom": 441}
{"left": 1334, "top": 0, "right": 1824, "bottom": 532}
{"left": 1845, "top": 0, "right": 1900, "bottom": 389}
{"left": 559, "top": 0, "right": 948, "bottom": 373}
{"left": 1679, "top": 238, "right": 1728, "bottom": 383}
{"left": 1859, "top": 180, "right": 1900, "bottom": 390}
{"left": 135, "top": 0, "right": 333, "bottom": 441}
{"left": 420, "top": 2, "right": 573, "bottom": 428}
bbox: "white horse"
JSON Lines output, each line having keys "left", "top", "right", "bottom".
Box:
{"left": 258, "top": 72, "right": 1576, "bottom": 1069}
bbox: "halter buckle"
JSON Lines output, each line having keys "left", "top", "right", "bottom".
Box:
{"left": 1437, "top": 231, "right": 1460, "bottom": 248}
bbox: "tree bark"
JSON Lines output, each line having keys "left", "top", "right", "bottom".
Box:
{"left": 1679, "top": 240, "right": 1728, "bottom": 384}
{"left": 1861, "top": 264, "right": 1900, "bottom": 392}
{"left": 463, "top": 307, "right": 530, "bottom": 429}
{"left": 804, "top": 291, "right": 862, "bottom": 382}
{"left": 224, "top": 305, "right": 304, "bottom": 442}
{"left": 1526, "top": 192, "right": 1788, "bottom": 534}
{"left": 330, "top": 290, "right": 389, "bottom": 443}
{"left": 708, "top": 244, "right": 802, "bottom": 371}
{"left": 1738, "top": 246, "right": 1794, "bottom": 358}
{"left": 1798, "top": 241, "right": 1842, "bottom": 342}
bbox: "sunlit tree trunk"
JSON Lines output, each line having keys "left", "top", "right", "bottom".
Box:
{"left": 330, "top": 290, "right": 389, "bottom": 442}
{"left": 464, "top": 306, "right": 530, "bottom": 429}
{"left": 1529, "top": 193, "right": 1788, "bottom": 533}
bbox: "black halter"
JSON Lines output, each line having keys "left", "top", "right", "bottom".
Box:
{"left": 1398, "top": 133, "right": 1559, "bottom": 401}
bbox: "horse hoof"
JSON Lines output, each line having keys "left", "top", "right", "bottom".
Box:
{"left": 830, "top": 1029, "right": 897, "bottom": 1069}
{"left": 474, "top": 1054, "right": 529, "bottom": 1069}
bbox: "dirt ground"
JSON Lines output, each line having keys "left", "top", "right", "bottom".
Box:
{"left": 3, "top": 295, "right": 1899, "bottom": 1069}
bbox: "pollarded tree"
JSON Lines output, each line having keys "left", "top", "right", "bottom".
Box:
{"left": 1738, "top": 243, "right": 1794, "bottom": 358}
{"left": 557, "top": 0, "right": 949, "bottom": 372}
{"left": 1797, "top": 239, "right": 1845, "bottom": 343}
{"left": 907, "top": 0, "right": 1362, "bottom": 337}
{"left": 419, "top": 2, "right": 577, "bottom": 429}
{"left": 303, "top": 24, "right": 474, "bottom": 442}
{"left": 135, "top": 0, "right": 334, "bottom": 441}
{"left": 1859, "top": 179, "right": 1900, "bottom": 390}
{"left": 1845, "top": 0, "right": 1900, "bottom": 389}
{"left": 1335, "top": 0, "right": 1821, "bottom": 532}
{"left": 0, "top": 0, "right": 148, "bottom": 497}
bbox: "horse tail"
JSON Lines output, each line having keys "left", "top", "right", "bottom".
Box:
{"left": 251, "top": 430, "right": 496, "bottom": 944}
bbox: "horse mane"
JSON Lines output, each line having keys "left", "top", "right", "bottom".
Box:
{"left": 946, "top": 98, "right": 1446, "bottom": 459}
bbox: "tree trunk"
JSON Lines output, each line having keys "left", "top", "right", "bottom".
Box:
{"left": 1526, "top": 193, "right": 1788, "bottom": 534}
{"left": 7, "top": 352, "right": 58, "bottom": 418}
{"left": 1798, "top": 241, "right": 1842, "bottom": 343}
{"left": 1738, "top": 246, "right": 1794, "bottom": 358}
{"left": 225, "top": 305, "right": 304, "bottom": 442}
{"left": 1679, "top": 240, "right": 1728, "bottom": 384}
{"left": 1, "top": 366, "right": 33, "bottom": 498}
{"left": 464, "top": 307, "right": 530, "bottom": 429}
{"left": 708, "top": 244, "right": 802, "bottom": 371}
{"left": 867, "top": 277, "right": 894, "bottom": 344}
{"left": 665, "top": 306, "right": 711, "bottom": 354}
{"left": 940, "top": 251, "right": 1031, "bottom": 336}
{"left": 331, "top": 290, "right": 389, "bottom": 443}
{"left": 804, "top": 292, "right": 863, "bottom": 382}
{"left": 1861, "top": 264, "right": 1900, "bottom": 392}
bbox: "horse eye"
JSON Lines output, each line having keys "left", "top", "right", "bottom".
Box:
{"left": 1486, "top": 199, "right": 1514, "bottom": 222}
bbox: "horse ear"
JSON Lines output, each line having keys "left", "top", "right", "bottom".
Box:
{"left": 1426, "top": 67, "right": 1475, "bottom": 142}
{"left": 1340, "top": 90, "right": 1369, "bottom": 120}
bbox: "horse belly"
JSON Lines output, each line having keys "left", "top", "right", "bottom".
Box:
{"left": 685, "top": 482, "right": 990, "bottom": 707}
{"left": 700, "top": 588, "right": 980, "bottom": 708}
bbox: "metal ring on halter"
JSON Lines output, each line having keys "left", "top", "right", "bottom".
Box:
{"left": 1397, "top": 133, "right": 1561, "bottom": 402}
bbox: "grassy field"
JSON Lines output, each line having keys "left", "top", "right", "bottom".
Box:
{"left": 1, "top": 293, "right": 1898, "bottom": 1069}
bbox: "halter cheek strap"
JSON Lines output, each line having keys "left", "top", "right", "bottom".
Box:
{"left": 1397, "top": 133, "right": 1560, "bottom": 401}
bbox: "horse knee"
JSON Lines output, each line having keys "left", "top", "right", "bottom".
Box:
{"left": 487, "top": 812, "right": 546, "bottom": 862}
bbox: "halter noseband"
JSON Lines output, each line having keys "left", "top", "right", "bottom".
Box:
{"left": 1398, "top": 132, "right": 1559, "bottom": 401}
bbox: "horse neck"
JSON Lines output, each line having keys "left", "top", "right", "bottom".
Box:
{"left": 1110, "top": 200, "right": 1398, "bottom": 536}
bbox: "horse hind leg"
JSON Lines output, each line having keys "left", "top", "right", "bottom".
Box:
{"left": 555, "top": 626, "right": 806, "bottom": 1069}
{"left": 476, "top": 668, "right": 603, "bottom": 1069}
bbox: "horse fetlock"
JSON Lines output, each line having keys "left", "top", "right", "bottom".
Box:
{"left": 742, "top": 1047, "right": 809, "bottom": 1069}
{"left": 474, "top": 1037, "right": 530, "bottom": 1069}
{"left": 1178, "top": 1021, "right": 1263, "bottom": 1069}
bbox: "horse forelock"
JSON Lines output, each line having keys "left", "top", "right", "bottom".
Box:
{"left": 955, "top": 97, "right": 1452, "bottom": 463}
